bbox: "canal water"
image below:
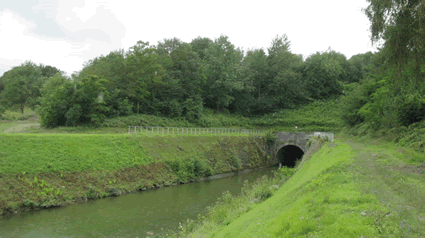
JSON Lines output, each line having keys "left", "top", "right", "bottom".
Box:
{"left": 0, "top": 167, "right": 276, "bottom": 237}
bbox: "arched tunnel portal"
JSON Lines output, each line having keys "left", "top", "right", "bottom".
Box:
{"left": 276, "top": 145, "right": 305, "bottom": 168}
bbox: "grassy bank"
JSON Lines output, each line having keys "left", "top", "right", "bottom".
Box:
{"left": 180, "top": 135, "right": 425, "bottom": 237}
{"left": 0, "top": 133, "right": 273, "bottom": 216}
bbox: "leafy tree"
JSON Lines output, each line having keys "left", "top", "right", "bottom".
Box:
{"left": 203, "top": 35, "right": 245, "bottom": 111}
{"left": 190, "top": 36, "right": 213, "bottom": 60}
{"left": 302, "top": 50, "right": 345, "bottom": 100}
{"left": 170, "top": 43, "right": 205, "bottom": 120}
{"left": 71, "top": 75, "right": 110, "bottom": 126}
{"left": 243, "top": 48, "right": 268, "bottom": 99}
{"left": 228, "top": 48, "right": 267, "bottom": 115}
{"left": 346, "top": 52, "right": 375, "bottom": 83}
{"left": 37, "top": 73, "right": 74, "bottom": 127}
{"left": 76, "top": 49, "right": 130, "bottom": 117}
{"left": 0, "top": 61, "right": 45, "bottom": 113}
{"left": 0, "top": 75, "right": 4, "bottom": 93}
{"left": 38, "top": 74, "right": 110, "bottom": 127}
{"left": 157, "top": 37, "right": 183, "bottom": 55}
{"left": 266, "top": 35, "right": 308, "bottom": 109}
{"left": 364, "top": 0, "right": 425, "bottom": 80}
{"left": 142, "top": 43, "right": 205, "bottom": 121}
{"left": 125, "top": 41, "right": 166, "bottom": 114}
{"left": 267, "top": 34, "right": 291, "bottom": 58}
{"left": 267, "top": 52, "right": 308, "bottom": 109}
{"left": 40, "top": 64, "right": 63, "bottom": 78}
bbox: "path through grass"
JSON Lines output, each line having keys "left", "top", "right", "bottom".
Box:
{"left": 187, "top": 135, "right": 425, "bottom": 237}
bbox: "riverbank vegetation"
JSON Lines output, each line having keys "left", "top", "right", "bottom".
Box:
{"left": 0, "top": 133, "right": 274, "bottom": 215}
{"left": 175, "top": 136, "right": 425, "bottom": 237}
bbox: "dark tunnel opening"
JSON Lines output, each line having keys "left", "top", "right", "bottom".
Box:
{"left": 277, "top": 145, "right": 305, "bottom": 168}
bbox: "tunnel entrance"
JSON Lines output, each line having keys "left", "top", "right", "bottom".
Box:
{"left": 277, "top": 145, "right": 304, "bottom": 168}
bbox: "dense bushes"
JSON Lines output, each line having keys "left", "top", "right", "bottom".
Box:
{"left": 38, "top": 74, "right": 109, "bottom": 128}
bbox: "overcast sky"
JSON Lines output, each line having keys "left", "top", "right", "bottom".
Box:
{"left": 0, "top": 0, "right": 377, "bottom": 78}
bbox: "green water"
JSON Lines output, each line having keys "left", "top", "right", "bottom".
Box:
{"left": 0, "top": 167, "right": 276, "bottom": 237}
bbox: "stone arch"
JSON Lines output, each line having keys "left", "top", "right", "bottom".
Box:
{"left": 276, "top": 144, "right": 305, "bottom": 168}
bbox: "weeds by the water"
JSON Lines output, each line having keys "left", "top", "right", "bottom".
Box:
{"left": 165, "top": 167, "right": 296, "bottom": 238}
{"left": 0, "top": 133, "right": 271, "bottom": 215}
{"left": 173, "top": 138, "right": 425, "bottom": 237}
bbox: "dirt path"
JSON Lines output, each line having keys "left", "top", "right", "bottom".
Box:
{"left": 345, "top": 138, "right": 425, "bottom": 237}
{"left": 2, "top": 122, "right": 40, "bottom": 133}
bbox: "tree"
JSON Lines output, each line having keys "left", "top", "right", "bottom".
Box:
{"left": 76, "top": 49, "right": 130, "bottom": 117}
{"left": 266, "top": 35, "right": 308, "bottom": 109}
{"left": 267, "top": 34, "right": 291, "bottom": 58}
{"left": 69, "top": 75, "right": 110, "bottom": 126}
{"left": 38, "top": 74, "right": 111, "bottom": 127}
{"left": 125, "top": 41, "right": 166, "bottom": 114}
{"left": 243, "top": 48, "right": 268, "bottom": 99}
{"left": 302, "top": 50, "right": 345, "bottom": 100}
{"left": 170, "top": 43, "right": 205, "bottom": 120}
{"left": 364, "top": 0, "right": 425, "bottom": 80}
{"left": 40, "top": 64, "right": 63, "bottom": 78}
{"left": 157, "top": 37, "right": 183, "bottom": 55}
{"left": 191, "top": 36, "right": 213, "bottom": 60}
{"left": 37, "top": 73, "right": 74, "bottom": 127}
{"left": 267, "top": 51, "right": 308, "bottom": 109}
{"left": 0, "top": 61, "right": 44, "bottom": 113}
{"left": 202, "top": 35, "right": 245, "bottom": 111}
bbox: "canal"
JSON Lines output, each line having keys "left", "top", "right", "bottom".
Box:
{"left": 0, "top": 167, "right": 276, "bottom": 237}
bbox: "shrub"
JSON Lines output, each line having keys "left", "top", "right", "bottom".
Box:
{"left": 193, "top": 156, "right": 213, "bottom": 177}
{"left": 265, "top": 130, "right": 278, "bottom": 148}
{"left": 0, "top": 104, "right": 6, "bottom": 119}
{"left": 65, "top": 104, "right": 82, "bottom": 127}
{"left": 117, "top": 98, "right": 134, "bottom": 117}
{"left": 396, "top": 94, "right": 425, "bottom": 126}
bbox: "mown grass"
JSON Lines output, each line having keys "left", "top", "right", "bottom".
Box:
{"left": 180, "top": 135, "right": 425, "bottom": 237}
{"left": 0, "top": 133, "right": 261, "bottom": 176}
{"left": 0, "top": 134, "right": 153, "bottom": 175}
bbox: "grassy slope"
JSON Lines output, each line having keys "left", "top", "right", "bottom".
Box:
{"left": 0, "top": 133, "right": 273, "bottom": 215}
{"left": 190, "top": 136, "right": 425, "bottom": 237}
{"left": 0, "top": 133, "right": 261, "bottom": 175}
{"left": 254, "top": 99, "right": 343, "bottom": 132}
{"left": 0, "top": 134, "right": 153, "bottom": 175}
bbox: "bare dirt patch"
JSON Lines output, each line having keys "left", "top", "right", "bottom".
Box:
{"left": 3, "top": 122, "right": 40, "bottom": 133}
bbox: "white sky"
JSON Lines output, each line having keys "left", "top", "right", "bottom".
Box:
{"left": 0, "top": 0, "right": 377, "bottom": 78}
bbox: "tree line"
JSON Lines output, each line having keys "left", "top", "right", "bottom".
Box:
{"left": 0, "top": 34, "right": 381, "bottom": 128}
{"left": 341, "top": 0, "right": 425, "bottom": 131}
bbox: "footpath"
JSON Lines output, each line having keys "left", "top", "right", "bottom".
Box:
{"left": 193, "top": 136, "right": 425, "bottom": 237}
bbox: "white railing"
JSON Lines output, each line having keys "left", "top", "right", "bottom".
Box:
{"left": 128, "top": 126, "right": 266, "bottom": 135}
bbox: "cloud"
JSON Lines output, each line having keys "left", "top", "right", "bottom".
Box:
{"left": 0, "top": 9, "right": 87, "bottom": 76}
{"left": 0, "top": 0, "right": 376, "bottom": 78}
{"left": 0, "top": 0, "right": 127, "bottom": 77}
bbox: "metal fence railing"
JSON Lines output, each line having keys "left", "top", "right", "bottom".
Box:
{"left": 128, "top": 126, "right": 266, "bottom": 135}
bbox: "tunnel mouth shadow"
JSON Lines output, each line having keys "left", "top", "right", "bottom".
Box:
{"left": 277, "top": 145, "right": 304, "bottom": 168}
